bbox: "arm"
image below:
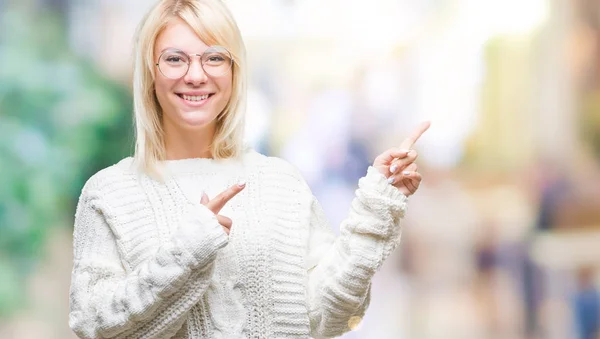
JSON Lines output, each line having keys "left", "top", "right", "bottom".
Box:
{"left": 69, "top": 187, "right": 227, "bottom": 339}
{"left": 306, "top": 167, "right": 408, "bottom": 338}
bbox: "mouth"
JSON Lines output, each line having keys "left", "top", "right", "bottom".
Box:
{"left": 176, "top": 93, "right": 214, "bottom": 106}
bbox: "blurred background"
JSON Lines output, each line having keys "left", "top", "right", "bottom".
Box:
{"left": 1, "top": 0, "right": 599, "bottom": 338}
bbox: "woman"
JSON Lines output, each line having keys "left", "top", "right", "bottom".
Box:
{"left": 68, "top": 0, "right": 430, "bottom": 338}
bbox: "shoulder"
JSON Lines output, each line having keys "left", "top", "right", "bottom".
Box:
{"left": 244, "top": 149, "right": 311, "bottom": 192}
{"left": 79, "top": 157, "right": 138, "bottom": 198}
{"left": 246, "top": 150, "right": 305, "bottom": 179}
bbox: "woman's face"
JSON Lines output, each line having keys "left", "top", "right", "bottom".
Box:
{"left": 153, "top": 18, "right": 233, "bottom": 133}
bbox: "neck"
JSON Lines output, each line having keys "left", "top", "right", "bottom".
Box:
{"left": 163, "top": 120, "right": 216, "bottom": 160}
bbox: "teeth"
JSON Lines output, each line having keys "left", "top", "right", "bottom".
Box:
{"left": 182, "top": 94, "right": 209, "bottom": 101}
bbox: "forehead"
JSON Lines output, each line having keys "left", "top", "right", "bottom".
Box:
{"left": 155, "top": 18, "right": 210, "bottom": 56}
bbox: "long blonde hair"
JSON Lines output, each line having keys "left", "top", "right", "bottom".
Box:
{"left": 132, "top": 0, "right": 247, "bottom": 178}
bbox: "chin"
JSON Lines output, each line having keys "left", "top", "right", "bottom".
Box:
{"left": 179, "top": 110, "right": 218, "bottom": 129}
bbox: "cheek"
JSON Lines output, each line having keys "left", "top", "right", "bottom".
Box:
{"left": 217, "top": 77, "right": 233, "bottom": 100}
{"left": 154, "top": 78, "right": 174, "bottom": 106}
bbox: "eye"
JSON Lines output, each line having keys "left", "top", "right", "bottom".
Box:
{"left": 203, "top": 52, "right": 230, "bottom": 66}
{"left": 161, "top": 51, "right": 189, "bottom": 65}
{"left": 166, "top": 56, "right": 183, "bottom": 63}
{"left": 208, "top": 55, "right": 225, "bottom": 62}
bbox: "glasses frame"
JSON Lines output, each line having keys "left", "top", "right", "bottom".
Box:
{"left": 155, "top": 46, "right": 234, "bottom": 79}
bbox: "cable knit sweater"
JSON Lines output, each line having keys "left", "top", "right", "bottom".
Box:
{"left": 68, "top": 149, "right": 409, "bottom": 339}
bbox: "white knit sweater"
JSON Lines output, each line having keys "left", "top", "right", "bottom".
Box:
{"left": 68, "top": 149, "right": 408, "bottom": 339}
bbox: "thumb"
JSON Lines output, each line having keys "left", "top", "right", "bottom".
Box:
{"left": 200, "top": 192, "right": 209, "bottom": 205}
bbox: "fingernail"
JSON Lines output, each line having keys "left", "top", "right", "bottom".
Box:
{"left": 237, "top": 181, "right": 246, "bottom": 188}
{"left": 387, "top": 177, "right": 395, "bottom": 184}
{"left": 403, "top": 171, "right": 411, "bottom": 176}
{"left": 390, "top": 164, "right": 398, "bottom": 173}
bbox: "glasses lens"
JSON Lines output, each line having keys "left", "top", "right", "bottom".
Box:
{"left": 201, "top": 46, "right": 233, "bottom": 77}
{"left": 158, "top": 50, "right": 190, "bottom": 79}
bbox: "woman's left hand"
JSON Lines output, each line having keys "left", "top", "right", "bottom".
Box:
{"left": 372, "top": 121, "right": 430, "bottom": 196}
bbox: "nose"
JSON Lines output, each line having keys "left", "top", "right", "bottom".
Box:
{"left": 183, "top": 58, "right": 208, "bottom": 86}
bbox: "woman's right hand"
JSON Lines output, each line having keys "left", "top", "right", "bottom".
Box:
{"left": 200, "top": 182, "right": 246, "bottom": 235}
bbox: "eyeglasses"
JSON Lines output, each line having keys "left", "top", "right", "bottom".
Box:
{"left": 156, "top": 46, "right": 233, "bottom": 79}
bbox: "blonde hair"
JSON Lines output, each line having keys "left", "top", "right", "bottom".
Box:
{"left": 132, "top": 0, "right": 247, "bottom": 178}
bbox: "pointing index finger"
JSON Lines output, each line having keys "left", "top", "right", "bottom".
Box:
{"left": 400, "top": 121, "right": 431, "bottom": 150}
{"left": 206, "top": 182, "right": 246, "bottom": 214}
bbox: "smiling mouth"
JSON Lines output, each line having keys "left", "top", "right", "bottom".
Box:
{"left": 176, "top": 93, "right": 214, "bottom": 102}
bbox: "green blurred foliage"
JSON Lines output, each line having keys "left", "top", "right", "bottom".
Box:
{"left": 581, "top": 90, "right": 600, "bottom": 160}
{"left": 0, "top": 5, "right": 133, "bottom": 317}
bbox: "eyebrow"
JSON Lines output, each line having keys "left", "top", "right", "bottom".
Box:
{"left": 159, "top": 47, "right": 212, "bottom": 55}
{"left": 159, "top": 47, "right": 185, "bottom": 54}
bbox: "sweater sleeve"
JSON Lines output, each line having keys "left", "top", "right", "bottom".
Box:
{"left": 68, "top": 185, "right": 228, "bottom": 339}
{"left": 306, "top": 166, "right": 408, "bottom": 339}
